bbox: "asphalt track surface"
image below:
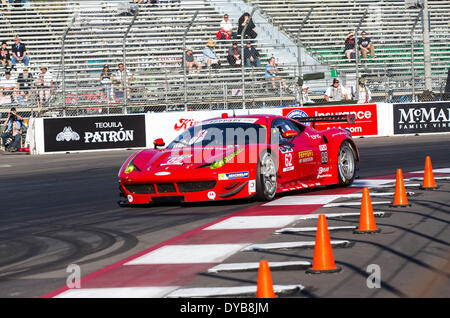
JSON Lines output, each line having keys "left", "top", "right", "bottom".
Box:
{"left": 0, "top": 134, "right": 449, "bottom": 298}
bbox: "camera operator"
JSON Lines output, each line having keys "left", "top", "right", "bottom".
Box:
{"left": 1, "top": 107, "right": 23, "bottom": 152}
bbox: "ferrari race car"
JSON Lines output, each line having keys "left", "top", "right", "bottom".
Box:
{"left": 118, "top": 113, "right": 359, "bottom": 205}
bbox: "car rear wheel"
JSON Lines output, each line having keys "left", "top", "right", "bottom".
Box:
{"left": 337, "top": 141, "right": 357, "bottom": 186}
{"left": 255, "top": 150, "right": 278, "bottom": 201}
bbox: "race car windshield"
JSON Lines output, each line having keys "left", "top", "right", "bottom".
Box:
{"left": 168, "top": 121, "right": 267, "bottom": 148}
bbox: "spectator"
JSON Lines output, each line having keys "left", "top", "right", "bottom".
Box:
{"left": 1, "top": 41, "right": 12, "bottom": 70}
{"left": 343, "top": 32, "right": 356, "bottom": 62}
{"left": 265, "top": 57, "right": 288, "bottom": 91}
{"left": 227, "top": 42, "right": 242, "bottom": 67}
{"left": 16, "top": 66, "right": 33, "bottom": 103}
{"left": 243, "top": 41, "right": 261, "bottom": 67}
{"left": 100, "top": 64, "right": 114, "bottom": 103}
{"left": 202, "top": 39, "right": 220, "bottom": 69}
{"left": 358, "top": 31, "right": 375, "bottom": 59}
{"left": 0, "top": 70, "right": 17, "bottom": 100}
{"left": 357, "top": 77, "right": 372, "bottom": 103}
{"left": 115, "top": 63, "right": 134, "bottom": 99}
{"left": 1, "top": 107, "right": 23, "bottom": 152}
{"left": 11, "top": 36, "right": 30, "bottom": 67}
{"left": 301, "top": 84, "right": 314, "bottom": 104}
{"left": 237, "top": 12, "right": 257, "bottom": 39}
{"left": 36, "top": 66, "right": 54, "bottom": 106}
{"left": 184, "top": 48, "right": 201, "bottom": 74}
{"left": 324, "top": 78, "right": 350, "bottom": 102}
{"left": 217, "top": 14, "right": 234, "bottom": 40}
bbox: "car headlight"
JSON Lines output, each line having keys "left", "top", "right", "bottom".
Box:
{"left": 124, "top": 155, "right": 141, "bottom": 174}
{"left": 210, "top": 149, "right": 243, "bottom": 170}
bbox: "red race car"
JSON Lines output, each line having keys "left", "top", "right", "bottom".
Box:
{"left": 118, "top": 113, "right": 359, "bottom": 205}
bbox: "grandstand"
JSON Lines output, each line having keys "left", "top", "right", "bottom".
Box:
{"left": 0, "top": 0, "right": 449, "bottom": 116}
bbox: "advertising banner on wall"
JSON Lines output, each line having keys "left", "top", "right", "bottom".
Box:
{"left": 393, "top": 102, "right": 450, "bottom": 135}
{"left": 43, "top": 114, "right": 146, "bottom": 152}
{"left": 282, "top": 104, "right": 378, "bottom": 136}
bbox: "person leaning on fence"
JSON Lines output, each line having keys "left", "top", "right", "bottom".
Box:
{"left": 1, "top": 107, "right": 23, "bottom": 152}
{"left": 244, "top": 41, "right": 262, "bottom": 67}
{"left": 357, "top": 77, "right": 372, "bottom": 104}
{"left": 16, "top": 66, "right": 33, "bottom": 103}
{"left": 100, "top": 64, "right": 114, "bottom": 103}
{"left": 237, "top": 12, "right": 257, "bottom": 39}
{"left": 324, "top": 78, "right": 350, "bottom": 102}
{"left": 11, "top": 36, "right": 30, "bottom": 68}
{"left": 115, "top": 63, "right": 133, "bottom": 99}
{"left": 1, "top": 41, "right": 12, "bottom": 70}
{"left": 358, "top": 31, "right": 375, "bottom": 59}
{"left": 202, "top": 39, "right": 221, "bottom": 69}
{"left": 227, "top": 42, "right": 242, "bottom": 67}
{"left": 184, "top": 48, "right": 201, "bottom": 74}
{"left": 264, "top": 57, "right": 288, "bottom": 91}
{"left": 301, "top": 84, "right": 314, "bottom": 104}
{"left": 36, "top": 66, "right": 54, "bottom": 106}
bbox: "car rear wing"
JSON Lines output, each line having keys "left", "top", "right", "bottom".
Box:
{"left": 291, "top": 114, "right": 356, "bottom": 128}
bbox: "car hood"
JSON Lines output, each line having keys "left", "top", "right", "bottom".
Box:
{"left": 133, "top": 145, "right": 246, "bottom": 172}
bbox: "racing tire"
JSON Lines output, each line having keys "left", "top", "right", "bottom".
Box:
{"left": 337, "top": 141, "right": 357, "bottom": 186}
{"left": 255, "top": 150, "right": 278, "bottom": 201}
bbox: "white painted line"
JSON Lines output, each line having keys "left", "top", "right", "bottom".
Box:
{"left": 0, "top": 164, "right": 12, "bottom": 168}
{"left": 341, "top": 192, "right": 393, "bottom": 198}
{"left": 263, "top": 195, "right": 343, "bottom": 206}
{"left": 363, "top": 183, "right": 420, "bottom": 188}
{"left": 125, "top": 244, "right": 249, "bottom": 265}
{"left": 275, "top": 226, "right": 357, "bottom": 234}
{"left": 166, "top": 285, "right": 304, "bottom": 298}
{"left": 409, "top": 176, "right": 450, "bottom": 181}
{"left": 207, "top": 261, "right": 311, "bottom": 273}
{"left": 54, "top": 286, "right": 179, "bottom": 298}
{"left": 411, "top": 168, "right": 450, "bottom": 174}
{"left": 324, "top": 201, "right": 391, "bottom": 207}
{"left": 350, "top": 179, "right": 396, "bottom": 188}
{"left": 243, "top": 240, "right": 350, "bottom": 251}
{"left": 204, "top": 215, "right": 303, "bottom": 230}
{"left": 293, "top": 211, "right": 386, "bottom": 220}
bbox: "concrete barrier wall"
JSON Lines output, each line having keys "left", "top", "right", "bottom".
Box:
{"left": 30, "top": 102, "right": 449, "bottom": 154}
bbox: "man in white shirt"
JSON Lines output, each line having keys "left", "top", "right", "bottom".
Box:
{"left": 324, "top": 78, "right": 350, "bottom": 102}
{"left": 219, "top": 14, "right": 235, "bottom": 39}
{"left": 0, "top": 71, "right": 17, "bottom": 101}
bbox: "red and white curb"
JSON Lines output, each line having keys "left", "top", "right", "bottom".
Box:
{"left": 44, "top": 169, "right": 449, "bottom": 298}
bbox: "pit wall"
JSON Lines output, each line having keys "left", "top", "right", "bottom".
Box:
{"left": 29, "top": 102, "right": 450, "bottom": 154}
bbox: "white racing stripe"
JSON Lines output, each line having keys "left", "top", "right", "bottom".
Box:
{"left": 243, "top": 240, "right": 350, "bottom": 251}
{"left": 207, "top": 261, "right": 312, "bottom": 273}
{"left": 291, "top": 211, "right": 386, "bottom": 220}
{"left": 263, "top": 195, "right": 343, "bottom": 206}
{"left": 275, "top": 226, "right": 357, "bottom": 234}
{"left": 350, "top": 179, "right": 396, "bottom": 188}
{"left": 166, "top": 285, "right": 304, "bottom": 298}
{"left": 204, "top": 215, "right": 303, "bottom": 230}
{"left": 55, "top": 286, "right": 179, "bottom": 298}
{"left": 324, "top": 201, "right": 391, "bottom": 207}
{"left": 125, "top": 244, "right": 249, "bottom": 265}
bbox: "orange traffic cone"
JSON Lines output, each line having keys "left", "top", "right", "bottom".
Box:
{"left": 354, "top": 187, "right": 380, "bottom": 234}
{"left": 306, "top": 214, "right": 342, "bottom": 274}
{"left": 256, "top": 260, "right": 276, "bottom": 298}
{"left": 390, "top": 169, "right": 411, "bottom": 207}
{"left": 420, "top": 156, "right": 438, "bottom": 190}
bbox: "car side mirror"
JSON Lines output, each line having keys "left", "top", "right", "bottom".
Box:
{"left": 282, "top": 130, "right": 298, "bottom": 139}
{"left": 153, "top": 138, "right": 165, "bottom": 149}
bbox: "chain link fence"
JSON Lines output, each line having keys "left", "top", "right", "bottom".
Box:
{"left": 0, "top": 0, "right": 449, "bottom": 122}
